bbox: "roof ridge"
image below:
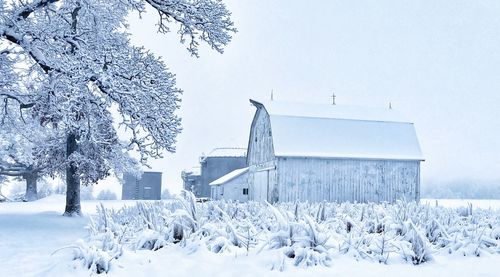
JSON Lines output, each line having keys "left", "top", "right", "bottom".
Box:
{"left": 251, "top": 99, "right": 411, "bottom": 123}
{"left": 270, "top": 114, "right": 413, "bottom": 124}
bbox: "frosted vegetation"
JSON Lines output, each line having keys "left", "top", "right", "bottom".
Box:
{"left": 72, "top": 192, "right": 500, "bottom": 274}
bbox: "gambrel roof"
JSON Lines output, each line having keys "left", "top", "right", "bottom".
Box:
{"left": 250, "top": 99, "right": 424, "bottom": 161}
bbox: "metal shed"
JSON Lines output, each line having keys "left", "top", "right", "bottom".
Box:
{"left": 122, "top": 171, "right": 162, "bottom": 200}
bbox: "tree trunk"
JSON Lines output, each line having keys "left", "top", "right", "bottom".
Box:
{"left": 24, "top": 172, "right": 38, "bottom": 202}
{"left": 64, "top": 133, "right": 81, "bottom": 216}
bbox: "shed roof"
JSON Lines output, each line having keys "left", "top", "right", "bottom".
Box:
{"left": 251, "top": 100, "right": 424, "bottom": 161}
{"left": 209, "top": 167, "right": 249, "bottom": 186}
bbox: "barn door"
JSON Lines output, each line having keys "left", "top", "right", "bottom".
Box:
{"left": 267, "top": 169, "right": 277, "bottom": 203}
{"left": 253, "top": 170, "right": 268, "bottom": 202}
{"left": 254, "top": 168, "right": 277, "bottom": 203}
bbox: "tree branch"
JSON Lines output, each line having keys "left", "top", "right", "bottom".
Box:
{"left": 0, "top": 164, "right": 31, "bottom": 177}
{"left": 144, "top": 0, "right": 236, "bottom": 57}
{"left": 1, "top": 32, "right": 53, "bottom": 73}
{"left": 0, "top": 93, "right": 35, "bottom": 109}
{"left": 16, "top": 0, "right": 61, "bottom": 20}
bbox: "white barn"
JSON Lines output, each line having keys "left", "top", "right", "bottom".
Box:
{"left": 247, "top": 99, "right": 424, "bottom": 203}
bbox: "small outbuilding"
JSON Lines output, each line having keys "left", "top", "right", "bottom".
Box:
{"left": 122, "top": 171, "right": 162, "bottom": 200}
{"left": 247, "top": 99, "right": 424, "bottom": 203}
{"left": 182, "top": 148, "right": 247, "bottom": 198}
{"left": 210, "top": 167, "right": 249, "bottom": 202}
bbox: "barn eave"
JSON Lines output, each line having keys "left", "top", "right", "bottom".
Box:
{"left": 275, "top": 154, "right": 425, "bottom": 162}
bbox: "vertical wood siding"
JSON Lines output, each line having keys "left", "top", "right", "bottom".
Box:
{"left": 247, "top": 108, "right": 277, "bottom": 202}
{"left": 276, "top": 157, "right": 420, "bottom": 203}
{"left": 247, "top": 109, "right": 275, "bottom": 166}
{"left": 220, "top": 174, "right": 249, "bottom": 202}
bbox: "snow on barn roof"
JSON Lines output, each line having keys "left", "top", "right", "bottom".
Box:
{"left": 209, "top": 167, "right": 249, "bottom": 186}
{"left": 183, "top": 166, "right": 201, "bottom": 176}
{"left": 260, "top": 100, "right": 411, "bottom": 123}
{"left": 251, "top": 100, "right": 424, "bottom": 161}
{"left": 202, "top": 147, "right": 247, "bottom": 158}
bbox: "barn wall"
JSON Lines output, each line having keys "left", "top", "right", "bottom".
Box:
{"left": 247, "top": 107, "right": 278, "bottom": 202}
{"left": 276, "top": 157, "right": 420, "bottom": 203}
{"left": 247, "top": 108, "right": 275, "bottom": 166}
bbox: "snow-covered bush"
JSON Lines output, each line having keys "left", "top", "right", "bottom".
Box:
{"left": 74, "top": 195, "right": 500, "bottom": 274}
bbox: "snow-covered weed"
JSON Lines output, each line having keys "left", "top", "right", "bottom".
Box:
{"left": 74, "top": 197, "right": 500, "bottom": 273}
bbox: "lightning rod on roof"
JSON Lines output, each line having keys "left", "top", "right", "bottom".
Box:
{"left": 331, "top": 92, "right": 336, "bottom": 105}
{"left": 389, "top": 102, "right": 392, "bottom": 109}
{"left": 271, "top": 89, "right": 274, "bottom": 101}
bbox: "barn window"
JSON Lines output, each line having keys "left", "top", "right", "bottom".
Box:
{"left": 243, "top": 188, "right": 248, "bottom": 195}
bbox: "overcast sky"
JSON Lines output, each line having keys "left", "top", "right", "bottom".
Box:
{"left": 123, "top": 0, "right": 500, "bottom": 193}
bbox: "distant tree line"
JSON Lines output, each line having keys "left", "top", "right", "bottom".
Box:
{"left": 421, "top": 180, "right": 500, "bottom": 199}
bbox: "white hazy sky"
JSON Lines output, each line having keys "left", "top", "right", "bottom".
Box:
{"left": 121, "top": 0, "right": 500, "bottom": 193}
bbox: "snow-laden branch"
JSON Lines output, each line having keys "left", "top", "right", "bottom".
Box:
{"left": 14, "top": 0, "right": 61, "bottom": 20}
{"left": 144, "top": 0, "right": 236, "bottom": 57}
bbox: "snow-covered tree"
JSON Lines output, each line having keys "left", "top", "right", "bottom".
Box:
{"left": 96, "top": 189, "right": 117, "bottom": 201}
{"left": 0, "top": 65, "right": 65, "bottom": 201}
{"left": 0, "top": 128, "right": 57, "bottom": 201}
{"left": 37, "top": 179, "right": 55, "bottom": 199}
{"left": 0, "top": 0, "right": 235, "bottom": 215}
{"left": 161, "top": 188, "right": 172, "bottom": 199}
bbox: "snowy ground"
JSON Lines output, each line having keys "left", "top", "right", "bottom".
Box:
{"left": 1, "top": 196, "right": 499, "bottom": 277}
{"left": 0, "top": 196, "right": 142, "bottom": 276}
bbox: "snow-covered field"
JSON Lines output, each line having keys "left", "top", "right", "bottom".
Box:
{"left": 422, "top": 199, "right": 500, "bottom": 210}
{"left": 1, "top": 196, "right": 499, "bottom": 277}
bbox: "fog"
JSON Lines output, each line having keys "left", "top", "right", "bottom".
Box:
{"left": 125, "top": 0, "right": 500, "bottom": 193}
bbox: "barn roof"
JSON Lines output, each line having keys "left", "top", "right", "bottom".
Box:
{"left": 251, "top": 100, "right": 424, "bottom": 161}
{"left": 209, "top": 167, "right": 248, "bottom": 186}
{"left": 182, "top": 166, "right": 201, "bottom": 176}
{"left": 202, "top": 147, "right": 247, "bottom": 158}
